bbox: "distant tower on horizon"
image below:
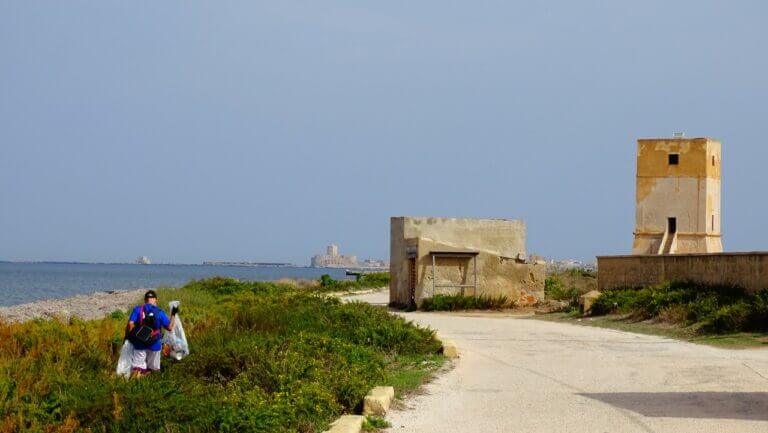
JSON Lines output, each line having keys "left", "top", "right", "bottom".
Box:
{"left": 311, "top": 243, "right": 357, "bottom": 268}
{"left": 632, "top": 136, "right": 723, "bottom": 255}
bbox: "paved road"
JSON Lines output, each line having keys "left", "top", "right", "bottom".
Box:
{"left": 346, "top": 292, "right": 768, "bottom": 433}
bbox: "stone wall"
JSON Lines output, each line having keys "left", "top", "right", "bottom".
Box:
{"left": 597, "top": 253, "right": 768, "bottom": 293}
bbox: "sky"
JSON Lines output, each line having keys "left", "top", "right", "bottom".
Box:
{"left": 1, "top": 1, "right": 767, "bottom": 265}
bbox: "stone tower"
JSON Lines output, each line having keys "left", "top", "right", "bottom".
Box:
{"left": 632, "top": 137, "right": 723, "bottom": 255}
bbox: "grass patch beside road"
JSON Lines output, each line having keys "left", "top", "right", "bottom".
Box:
{"left": 535, "top": 312, "right": 768, "bottom": 349}
{"left": 318, "top": 272, "right": 390, "bottom": 293}
{"left": 384, "top": 354, "right": 446, "bottom": 398}
{"left": 420, "top": 294, "right": 513, "bottom": 311}
{"left": 536, "top": 281, "right": 768, "bottom": 349}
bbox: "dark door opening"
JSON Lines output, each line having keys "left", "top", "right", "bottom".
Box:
{"left": 668, "top": 217, "right": 677, "bottom": 234}
{"left": 408, "top": 257, "right": 416, "bottom": 308}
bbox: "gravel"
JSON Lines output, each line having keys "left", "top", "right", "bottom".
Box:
{"left": 0, "top": 289, "right": 147, "bottom": 323}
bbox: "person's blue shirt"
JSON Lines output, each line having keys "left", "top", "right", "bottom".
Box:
{"left": 128, "top": 303, "right": 170, "bottom": 351}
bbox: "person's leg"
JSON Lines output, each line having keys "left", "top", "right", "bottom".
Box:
{"left": 130, "top": 350, "right": 148, "bottom": 377}
{"left": 146, "top": 350, "right": 162, "bottom": 372}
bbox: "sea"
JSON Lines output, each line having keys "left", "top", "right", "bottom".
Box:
{"left": 0, "top": 262, "right": 351, "bottom": 307}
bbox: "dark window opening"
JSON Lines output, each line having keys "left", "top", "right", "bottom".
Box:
{"left": 712, "top": 215, "right": 715, "bottom": 231}
{"left": 668, "top": 217, "right": 677, "bottom": 234}
{"left": 712, "top": 155, "right": 716, "bottom": 166}
{"left": 668, "top": 154, "right": 679, "bottom": 165}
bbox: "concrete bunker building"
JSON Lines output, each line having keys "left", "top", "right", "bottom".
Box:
{"left": 390, "top": 217, "right": 545, "bottom": 307}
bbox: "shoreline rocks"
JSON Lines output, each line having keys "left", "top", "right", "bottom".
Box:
{"left": 0, "top": 289, "right": 147, "bottom": 323}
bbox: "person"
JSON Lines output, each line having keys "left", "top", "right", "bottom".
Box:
{"left": 126, "top": 290, "right": 178, "bottom": 376}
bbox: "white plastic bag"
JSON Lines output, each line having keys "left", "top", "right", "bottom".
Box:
{"left": 163, "top": 300, "right": 189, "bottom": 361}
{"left": 116, "top": 340, "right": 134, "bottom": 378}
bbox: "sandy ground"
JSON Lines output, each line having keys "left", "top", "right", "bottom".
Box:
{"left": 0, "top": 289, "right": 146, "bottom": 322}
{"left": 346, "top": 291, "right": 768, "bottom": 433}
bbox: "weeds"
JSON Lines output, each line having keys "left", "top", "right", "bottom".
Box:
{"left": 545, "top": 275, "right": 580, "bottom": 312}
{"left": 0, "top": 277, "right": 438, "bottom": 433}
{"left": 362, "top": 416, "right": 391, "bottom": 431}
{"left": 318, "top": 272, "right": 390, "bottom": 292}
{"left": 591, "top": 281, "right": 768, "bottom": 334}
{"left": 420, "top": 294, "right": 512, "bottom": 311}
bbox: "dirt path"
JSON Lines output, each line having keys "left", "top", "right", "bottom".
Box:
{"left": 346, "top": 292, "right": 768, "bottom": 433}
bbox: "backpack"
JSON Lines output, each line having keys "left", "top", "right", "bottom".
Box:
{"left": 128, "top": 305, "right": 161, "bottom": 346}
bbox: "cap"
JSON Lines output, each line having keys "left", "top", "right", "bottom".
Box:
{"left": 144, "top": 290, "right": 157, "bottom": 299}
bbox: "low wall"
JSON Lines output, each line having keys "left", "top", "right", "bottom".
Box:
{"left": 597, "top": 252, "right": 768, "bottom": 293}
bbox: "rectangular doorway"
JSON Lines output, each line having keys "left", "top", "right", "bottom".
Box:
{"left": 667, "top": 217, "right": 677, "bottom": 234}
{"left": 408, "top": 257, "right": 416, "bottom": 307}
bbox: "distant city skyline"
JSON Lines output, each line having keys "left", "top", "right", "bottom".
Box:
{"left": 2, "top": 1, "right": 768, "bottom": 264}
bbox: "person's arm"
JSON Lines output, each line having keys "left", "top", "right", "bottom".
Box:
{"left": 126, "top": 307, "right": 138, "bottom": 338}
{"left": 163, "top": 308, "right": 177, "bottom": 331}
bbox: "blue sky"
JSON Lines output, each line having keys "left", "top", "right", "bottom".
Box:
{"left": 1, "top": 1, "right": 767, "bottom": 264}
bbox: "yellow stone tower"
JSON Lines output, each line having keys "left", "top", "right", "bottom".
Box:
{"left": 632, "top": 137, "right": 723, "bottom": 255}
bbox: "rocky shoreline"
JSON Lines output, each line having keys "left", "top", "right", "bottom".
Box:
{"left": 0, "top": 289, "right": 147, "bottom": 323}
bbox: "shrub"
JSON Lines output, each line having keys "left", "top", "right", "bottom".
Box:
{"left": 358, "top": 272, "right": 390, "bottom": 288}
{"left": 591, "top": 282, "right": 768, "bottom": 334}
{"left": 545, "top": 276, "right": 579, "bottom": 302}
{"left": 362, "top": 416, "right": 391, "bottom": 431}
{"left": 318, "top": 273, "right": 390, "bottom": 292}
{"left": 0, "top": 278, "right": 440, "bottom": 433}
{"left": 420, "top": 294, "right": 512, "bottom": 311}
{"left": 703, "top": 302, "right": 752, "bottom": 334}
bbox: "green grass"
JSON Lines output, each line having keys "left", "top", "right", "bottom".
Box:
{"left": 589, "top": 281, "right": 768, "bottom": 334}
{"left": 362, "top": 416, "right": 391, "bottom": 431}
{"left": 420, "top": 294, "right": 512, "bottom": 311}
{"left": 544, "top": 275, "right": 579, "bottom": 309}
{"left": 318, "top": 272, "right": 390, "bottom": 292}
{"left": 535, "top": 312, "right": 768, "bottom": 349}
{"left": 0, "top": 277, "right": 441, "bottom": 433}
{"left": 383, "top": 354, "right": 446, "bottom": 398}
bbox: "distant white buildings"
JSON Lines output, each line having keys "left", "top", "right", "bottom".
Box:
{"left": 136, "top": 256, "right": 151, "bottom": 265}
{"left": 546, "top": 258, "right": 596, "bottom": 273}
{"left": 360, "top": 259, "right": 388, "bottom": 269}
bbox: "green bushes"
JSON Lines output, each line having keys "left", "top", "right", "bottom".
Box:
{"left": 420, "top": 294, "right": 512, "bottom": 311}
{"left": 591, "top": 281, "right": 768, "bottom": 334}
{"left": 0, "top": 277, "right": 439, "bottom": 433}
{"left": 357, "top": 272, "right": 390, "bottom": 288}
{"left": 545, "top": 276, "right": 579, "bottom": 303}
{"left": 545, "top": 275, "right": 580, "bottom": 313}
{"left": 318, "top": 272, "right": 390, "bottom": 292}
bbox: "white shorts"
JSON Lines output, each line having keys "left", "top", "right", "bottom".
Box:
{"left": 131, "top": 349, "right": 162, "bottom": 371}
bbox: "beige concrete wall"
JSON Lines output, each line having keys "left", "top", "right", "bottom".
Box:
{"left": 390, "top": 217, "right": 543, "bottom": 306}
{"left": 633, "top": 138, "right": 722, "bottom": 254}
{"left": 400, "top": 216, "right": 527, "bottom": 258}
{"left": 597, "top": 253, "right": 768, "bottom": 293}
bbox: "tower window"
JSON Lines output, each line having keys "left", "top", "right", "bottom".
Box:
{"left": 712, "top": 155, "right": 716, "bottom": 166}
{"left": 668, "top": 154, "right": 679, "bottom": 165}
